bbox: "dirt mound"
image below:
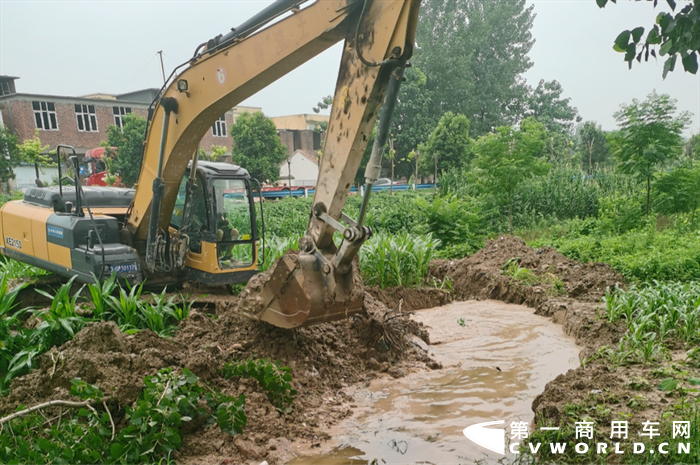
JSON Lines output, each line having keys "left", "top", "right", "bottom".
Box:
{"left": 1, "top": 286, "right": 439, "bottom": 464}
{"left": 431, "top": 236, "right": 624, "bottom": 304}
{"left": 366, "top": 286, "right": 451, "bottom": 312}
{"left": 429, "top": 236, "right": 627, "bottom": 358}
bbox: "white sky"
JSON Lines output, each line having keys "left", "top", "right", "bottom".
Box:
{"left": 1, "top": 0, "right": 698, "bottom": 135}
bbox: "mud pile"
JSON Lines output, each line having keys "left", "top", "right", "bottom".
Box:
{"left": 431, "top": 235, "right": 624, "bottom": 304}
{"left": 0, "top": 287, "right": 447, "bottom": 464}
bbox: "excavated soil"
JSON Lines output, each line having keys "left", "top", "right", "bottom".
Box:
{"left": 430, "top": 235, "right": 627, "bottom": 356}
{"left": 430, "top": 235, "right": 700, "bottom": 460}
{"left": 3, "top": 235, "right": 682, "bottom": 463}
{"left": 0, "top": 282, "right": 450, "bottom": 464}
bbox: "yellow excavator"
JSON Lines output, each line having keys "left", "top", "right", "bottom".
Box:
{"left": 0, "top": 0, "right": 420, "bottom": 329}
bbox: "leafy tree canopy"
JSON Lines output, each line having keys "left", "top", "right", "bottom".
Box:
{"left": 577, "top": 121, "right": 611, "bottom": 173}
{"left": 414, "top": 0, "right": 536, "bottom": 136}
{"left": 230, "top": 112, "right": 288, "bottom": 183}
{"left": 104, "top": 113, "right": 147, "bottom": 188}
{"left": 199, "top": 145, "right": 227, "bottom": 162}
{"left": 612, "top": 90, "right": 691, "bottom": 214}
{"left": 418, "top": 112, "right": 473, "bottom": 176}
{"left": 0, "top": 127, "right": 21, "bottom": 185}
{"left": 390, "top": 66, "right": 434, "bottom": 178}
{"left": 598, "top": 0, "right": 700, "bottom": 77}
{"left": 19, "top": 129, "right": 54, "bottom": 181}
{"left": 653, "top": 161, "right": 700, "bottom": 220}
{"left": 525, "top": 79, "right": 581, "bottom": 135}
{"left": 471, "top": 117, "right": 549, "bottom": 234}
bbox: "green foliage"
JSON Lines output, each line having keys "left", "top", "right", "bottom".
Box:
{"left": 0, "top": 258, "right": 48, "bottom": 280}
{"left": 114, "top": 367, "right": 246, "bottom": 462}
{"left": 612, "top": 91, "right": 691, "bottom": 214}
{"left": 222, "top": 358, "right": 296, "bottom": 413}
{"left": 199, "top": 145, "right": 227, "bottom": 162}
{"left": 596, "top": 193, "right": 644, "bottom": 235}
{"left": 526, "top": 79, "right": 581, "bottom": 135}
{"left": 390, "top": 67, "right": 434, "bottom": 179}
{"left": 0, "top": 126, "right": 21, "bottom": 184}
{"left": 576, "top": 121, "right": 611, "bottom": 174}
{"left": 230, "top": 112, "right": 288, "bottom": 183}
{"left": 599, "top": 0, "right": 700, "bottom": 78}
{"left": 502, "top": 260, "right": 539, "bottom": 286}
{"left": 105, "top": 113, "right": 147, "bottom": 187}
{"left": 0, "top": 370, "right": 246, "bottom": 465}
{"left": 415, "top": 194, "right": 481, "bottom": 247}
{"left": 87, "top": 272, "right": 118, "bottom": 320}
{"left": 653, "top": 162, "right": 700, "bottom": 219}
{"left": 418, "top": 112, "right": 473, "bottom": 176}
{"left": 413, "top": 0, "right": 535, "bottom": 136}
{"left": 360, "top": 233, "right": 440, "bottom": 288}
{"left": 472, "top": 117, "right": 550, "bottom": 234}
{"left": 33, "top": 277, "right": 86, "bottom": 351}
{"left": 18, "top": 129, "right": 54, "bottom": 182}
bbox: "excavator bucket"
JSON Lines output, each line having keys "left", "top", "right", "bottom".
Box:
{"left": 238, "top": 250, "right": 364, "bottom": 329}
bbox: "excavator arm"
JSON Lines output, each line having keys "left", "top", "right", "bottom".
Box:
{"left": 124, "top": 0, "right": 421, "bottom": 327}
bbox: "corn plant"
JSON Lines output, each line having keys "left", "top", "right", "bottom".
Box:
{"left": 107, "top": 280, "right": 146, "bottom": 334}
{"left": 87, "top": 272, "right": 118, "bottom": 319}
{"left": 33, "top": 276, "right": 86, "bottom": 351}
{"left": 360, "top": 233, "right": 440, "bottom": 288}
{"left": 0, "top": 258, "right": 48, "bottom": 280}
{"left": 260, "top": 236, "right": 301, "bottom": 272}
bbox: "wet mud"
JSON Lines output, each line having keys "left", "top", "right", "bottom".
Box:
{"left": 291, "top": 300, "right": 580, "bottom": 464}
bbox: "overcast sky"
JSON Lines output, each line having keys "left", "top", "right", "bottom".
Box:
{"left": 1, "top": 0, "right": 698, "bottom": 136}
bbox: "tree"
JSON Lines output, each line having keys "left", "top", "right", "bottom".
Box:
{"left": 389, "top": 67, "right": 435, "bottom": 178}
{"left": 613, "top": 91, "right": 691, "bottom": 215}
{"left": 418, "top": 112, "right": 473, "bottom": 176}
{"left": 576, "top": 121, "right": 611, "bottom": 174}
{"left": 472, "top": 117, "right": 549, "bottom": 235}
{"left": 653, "top": 162, "right": 700, "bottom": 223}
{"left": 686, "top": 133, "right": 700, "bottom": 159}
{"left": 230, "top": 112, "right": 288, "bottom": 183}
{"left": 0, "top": 127, "right": 21, "bottom": 190}
{"left": 104, "top": 113, "right": 147, "bottom": 188}
{"left": 18, "top": 130, "right": 54, "bottom": 182}
{"left": 198, "top": 145, "right": 227, "bottom": 162}
{"left": 525, "top": 80, "right": 581, "bottom": 135}
{"left": 414, "top": 0, "right": 536, "bottom": 136}
{"left": 598, "top": 0, "right": 700, "bottom": 77}
{"left": 311, "top": 95, "right": 332, "bottom": 132}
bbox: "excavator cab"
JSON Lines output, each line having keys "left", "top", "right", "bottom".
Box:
{"left": 170, "top": 161, "right": 261, "bottom": 285}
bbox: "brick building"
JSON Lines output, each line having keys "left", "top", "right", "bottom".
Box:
{"left": 0, "top": 76, "right": 261, "bottom": 158}
{"left": 277, "top": 129, "right": 325, "bottom": 156}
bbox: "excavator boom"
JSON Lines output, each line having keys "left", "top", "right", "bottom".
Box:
{"left": 122, "top": 0, "right": 420, "bottom": 327}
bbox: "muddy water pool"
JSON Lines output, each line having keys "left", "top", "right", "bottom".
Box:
{"left": 291, "top": 300, "right": 580, "bottom": 465}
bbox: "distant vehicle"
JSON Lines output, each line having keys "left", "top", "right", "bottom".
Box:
{"left": 374, "top": 178, "right": 401, "bottom": 187}
{"left": 83, "top": 147, "right": 122, "bottom": 186}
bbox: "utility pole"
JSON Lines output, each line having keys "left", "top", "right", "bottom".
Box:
{"left": 157, "top": 51, "right": 166, "bottom": 84}
{"left": 433, "top": 151, "right": 437, "bottom": 195}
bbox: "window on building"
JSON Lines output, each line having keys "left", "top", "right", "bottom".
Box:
{"left": 212, "top": 114, "right": 227, "bottom": 137}
{"left": 32, "top": 101, "right": 58, "bottom": 131}
{"left": 75, "top": 104, "right": 98, "bottom": 132}
{"left": 0, "top": 81, "right": 12, "bottom": 96}
{"left": 113, "top": 106, "right": 131, "bottom": 131}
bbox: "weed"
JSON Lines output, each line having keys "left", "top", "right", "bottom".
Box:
{"left": 222, "top": 358, "right": 297, "bottom": 413}
{"left": 502, "top": 259, "right": 539, "bottom": 286}
{"left": 0, "top": 368, "right": 246, "bottom": 464}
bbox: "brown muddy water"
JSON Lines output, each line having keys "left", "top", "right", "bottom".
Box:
{"left": 291, "top": 300, "right": 580, "bottom": 465}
